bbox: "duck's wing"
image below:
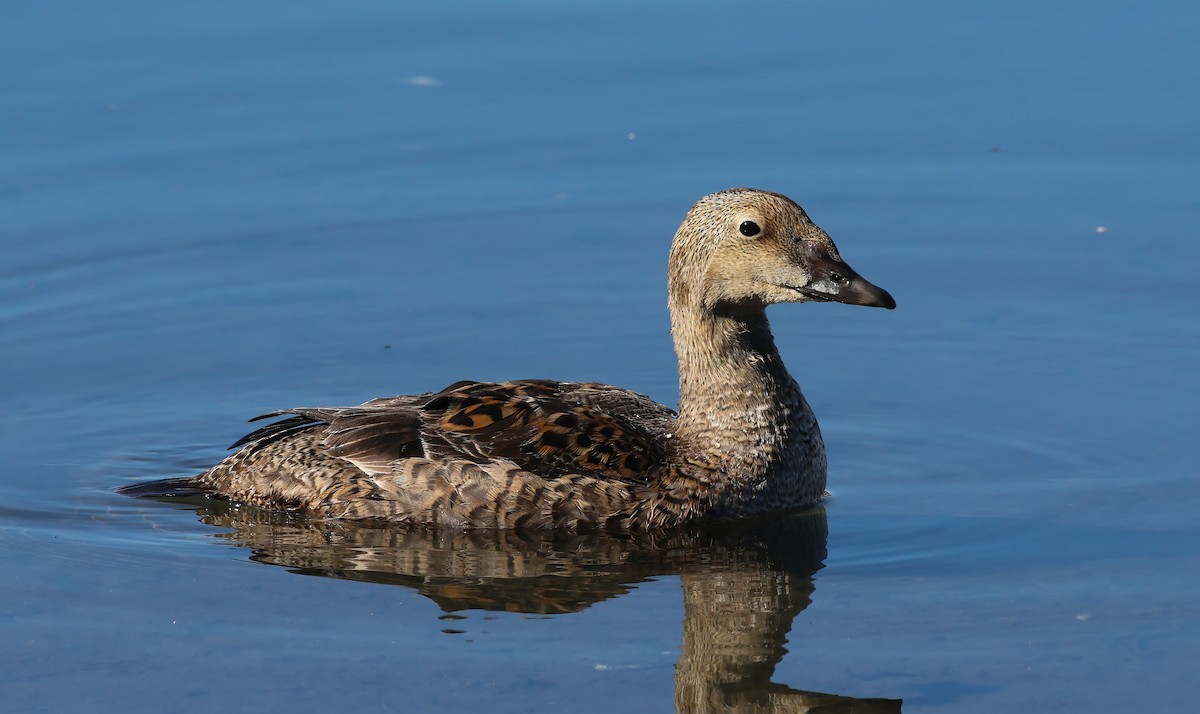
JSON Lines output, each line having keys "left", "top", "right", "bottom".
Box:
{"left": 238, "top": 380, "right": 676, "bottom": 483}
{"left": 412, "top": 379, "right": 675, "bottom": 482}
{"left": 231, "top": 393, "right": 433, "bottom": 473}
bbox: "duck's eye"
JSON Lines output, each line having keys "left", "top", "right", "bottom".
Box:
{"left": 738, "top": 221, "right": 761, "bottom": 237}
{"left": 829, "top": 272, "right": 847, "bottom": 284}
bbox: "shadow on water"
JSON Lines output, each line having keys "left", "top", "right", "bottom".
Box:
{"left": 158, "top": 495, "right": 901, "bottom": 712}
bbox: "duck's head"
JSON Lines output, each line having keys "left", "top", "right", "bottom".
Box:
{"left": 668, "top": 188, "right": 896, "bottom": 313}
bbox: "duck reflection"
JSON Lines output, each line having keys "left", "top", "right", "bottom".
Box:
{"left": 172, "top": 498, "right": 900, "bottom": 712}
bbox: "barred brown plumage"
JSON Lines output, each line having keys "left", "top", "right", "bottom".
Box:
{"left": 123, "top": 188, "right": 895, "bottom": 529}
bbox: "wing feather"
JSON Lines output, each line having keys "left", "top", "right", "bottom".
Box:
{"left": 226, "top": 380, "right": 676, "bottom": 484}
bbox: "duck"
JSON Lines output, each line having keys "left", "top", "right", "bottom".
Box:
{"left": 158, "top": 188, "right": 895, "bottom": 530}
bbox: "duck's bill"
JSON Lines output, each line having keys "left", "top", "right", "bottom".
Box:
{"left": 795, "top": 269, "right": 896, "bottom": 309}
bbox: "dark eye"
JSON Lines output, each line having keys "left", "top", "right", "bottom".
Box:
{"left": 738, "top": 220, "right": 761, "bottom": 237}
{"left": 829, "top": 272, "right": 847, "bottom": 284}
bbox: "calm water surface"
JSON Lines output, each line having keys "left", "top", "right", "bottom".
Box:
{"left": 3, "top": 1, "right": 1198, "bottom": 712}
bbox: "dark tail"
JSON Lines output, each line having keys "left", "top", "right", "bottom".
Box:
{"left": 116, "top": 477, "right": 208, "bottom": 498}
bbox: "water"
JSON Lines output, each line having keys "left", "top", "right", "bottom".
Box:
{"left": 3, "top": 1, "right": 1198, "bottom": 711}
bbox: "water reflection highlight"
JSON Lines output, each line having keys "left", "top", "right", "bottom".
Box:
{"left": 167, "top": 497, "right": 901, "bottom": 712}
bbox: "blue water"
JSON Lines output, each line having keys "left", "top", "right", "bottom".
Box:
{"left": 3, "top": 1, "right": 1198, "bottom": 711}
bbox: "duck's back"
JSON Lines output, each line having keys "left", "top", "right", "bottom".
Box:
{"left": 197, "top": 379, "right": 679, "bottom": 529}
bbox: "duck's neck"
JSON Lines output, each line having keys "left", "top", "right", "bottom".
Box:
{"left": 673, "top": 303, "right": 790, "bottom": 421}
{"left": 669, "top": 301, "right": 821, "bottom": 499}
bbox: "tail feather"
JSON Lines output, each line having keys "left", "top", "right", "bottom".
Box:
{"left": 116, "top": 477, "right": 208, "bottom": 498}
